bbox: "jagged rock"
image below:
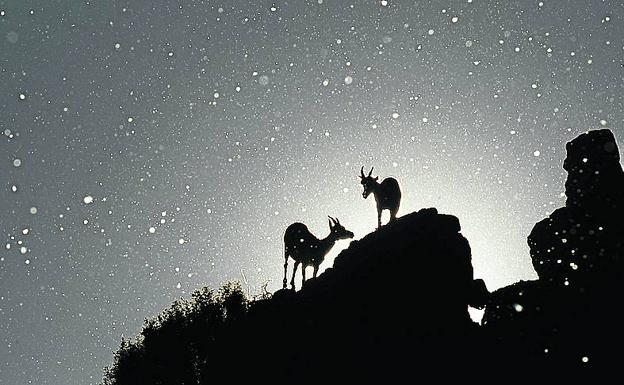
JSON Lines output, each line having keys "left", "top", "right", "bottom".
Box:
{"left": 484, "top": 129, "right": 624, "bottom": 371}
{"left": 245, "top": 208, "right": 484, "bottom": 381}
{"left": 564, "top": 129, "right": 623, "bottom": 212}
{"left": 529, "top": 129, "right": 624, "bottom": 283}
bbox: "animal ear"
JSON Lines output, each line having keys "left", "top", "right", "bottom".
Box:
{"left": 335, "top": 217, "right": 341, "bottom": 225}
{"left": 374, "top": 176, "right": 379, "bottom": 181}
{"left": 368, "top": 167, "right": 374, "bottom": 177}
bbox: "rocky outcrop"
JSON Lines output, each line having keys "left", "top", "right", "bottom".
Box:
{"left": 530, "top": 129, "right": 624, "bottom": 284}
{"left": 104, "top": 208, "right": 488, "bottom": 384}
{"left": 484, "top": 129, "right": 624, "bottom": 371}
{"left": 247, "top": 208, "right": 486, "bottom": 382}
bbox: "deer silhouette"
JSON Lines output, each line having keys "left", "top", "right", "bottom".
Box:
{"left": 283, "top": 216, "right": 354, "bottom": 290}
{"left": 360, "top": 166, "right": 401, "bottom": 229}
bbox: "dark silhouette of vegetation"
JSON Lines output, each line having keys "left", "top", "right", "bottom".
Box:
{"left": 283, "top": 216, "right": 354, "bottom": 289}
{"left": 103, "top": 129, "right": 623, "bottom": 383}
{"left": 102, "top": 283, "right": 248, "bottom": 385}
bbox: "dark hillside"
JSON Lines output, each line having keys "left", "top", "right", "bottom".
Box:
{"left": 104, "top": 129, "right": 623, "bottom": 384}
{"left": 104, "top": 208, "right": 487, "bottom": 384}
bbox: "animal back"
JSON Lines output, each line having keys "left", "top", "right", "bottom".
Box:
{"left": 284, "top": 223, "right": 316, "bottom": 245}
{"left": 381, "top": 177, "right": 399, "bottom": 189}
{"left": 381, "top": 178, "right": 401, "bottom": 200}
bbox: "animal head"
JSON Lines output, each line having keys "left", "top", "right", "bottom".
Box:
{"left": 359, "top": 166, "right": 379, "bottom": 199}
{"left": 328, "top": 216, "right": 354, "bottom": 240}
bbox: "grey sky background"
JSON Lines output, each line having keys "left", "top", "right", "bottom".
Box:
{"left": 1, "top": 0, "right": 622, "bottom": 384}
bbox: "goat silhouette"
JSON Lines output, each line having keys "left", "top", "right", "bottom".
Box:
{"left": 283, "top": 217, "right": 354, "bottom": 290}
{"left": 360, "top": 166, "right": 402, "bottom": 229}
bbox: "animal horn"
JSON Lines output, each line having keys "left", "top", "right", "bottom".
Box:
{"left": 360, "top": 166, "right": 365, "bottom": 178}
{"left": 328, "top": 216, "right": 336, "bottom": 226}
{"left": 368, "top": 167, "right": 374, "bottom": 177}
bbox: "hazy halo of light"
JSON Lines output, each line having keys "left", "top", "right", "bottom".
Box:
{"left": 0, "top": 1, "right": 622, "bottom": 384}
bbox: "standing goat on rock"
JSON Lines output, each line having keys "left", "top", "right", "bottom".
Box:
{"left": 360, "top": 166, "right": 402, "bottom": 229}
{"left": 283, "top": 217, "right": 354, "bottom": 290}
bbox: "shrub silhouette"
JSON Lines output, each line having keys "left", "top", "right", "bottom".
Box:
{"left": 103, "top": 283, "right": 247, "bottom": 385}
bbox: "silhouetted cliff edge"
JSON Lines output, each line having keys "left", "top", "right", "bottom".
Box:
{"left": 103, "top": 208, "right": 487, "bottom": 384}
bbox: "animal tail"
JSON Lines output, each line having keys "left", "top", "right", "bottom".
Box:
{"left": 282, "top": 242, "right": 288, "bottom": 289}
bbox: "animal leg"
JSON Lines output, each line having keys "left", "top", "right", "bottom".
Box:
{"left": 377, "top": 208, "right": 382, "bottom": 229}
{"left": 291, "top": 261, "right": 300, "bottom": 289}
{"left": 390, "top": 207, "right": 398, "bottom": 223}
{"left": 283, "top": 256, "right": 289, "bottom": 289}
{"left": 301, "top": 264, "right": 307, "bottom": 284}
{"left": 313, "top": 264, "right": 319, "bottom": 278}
